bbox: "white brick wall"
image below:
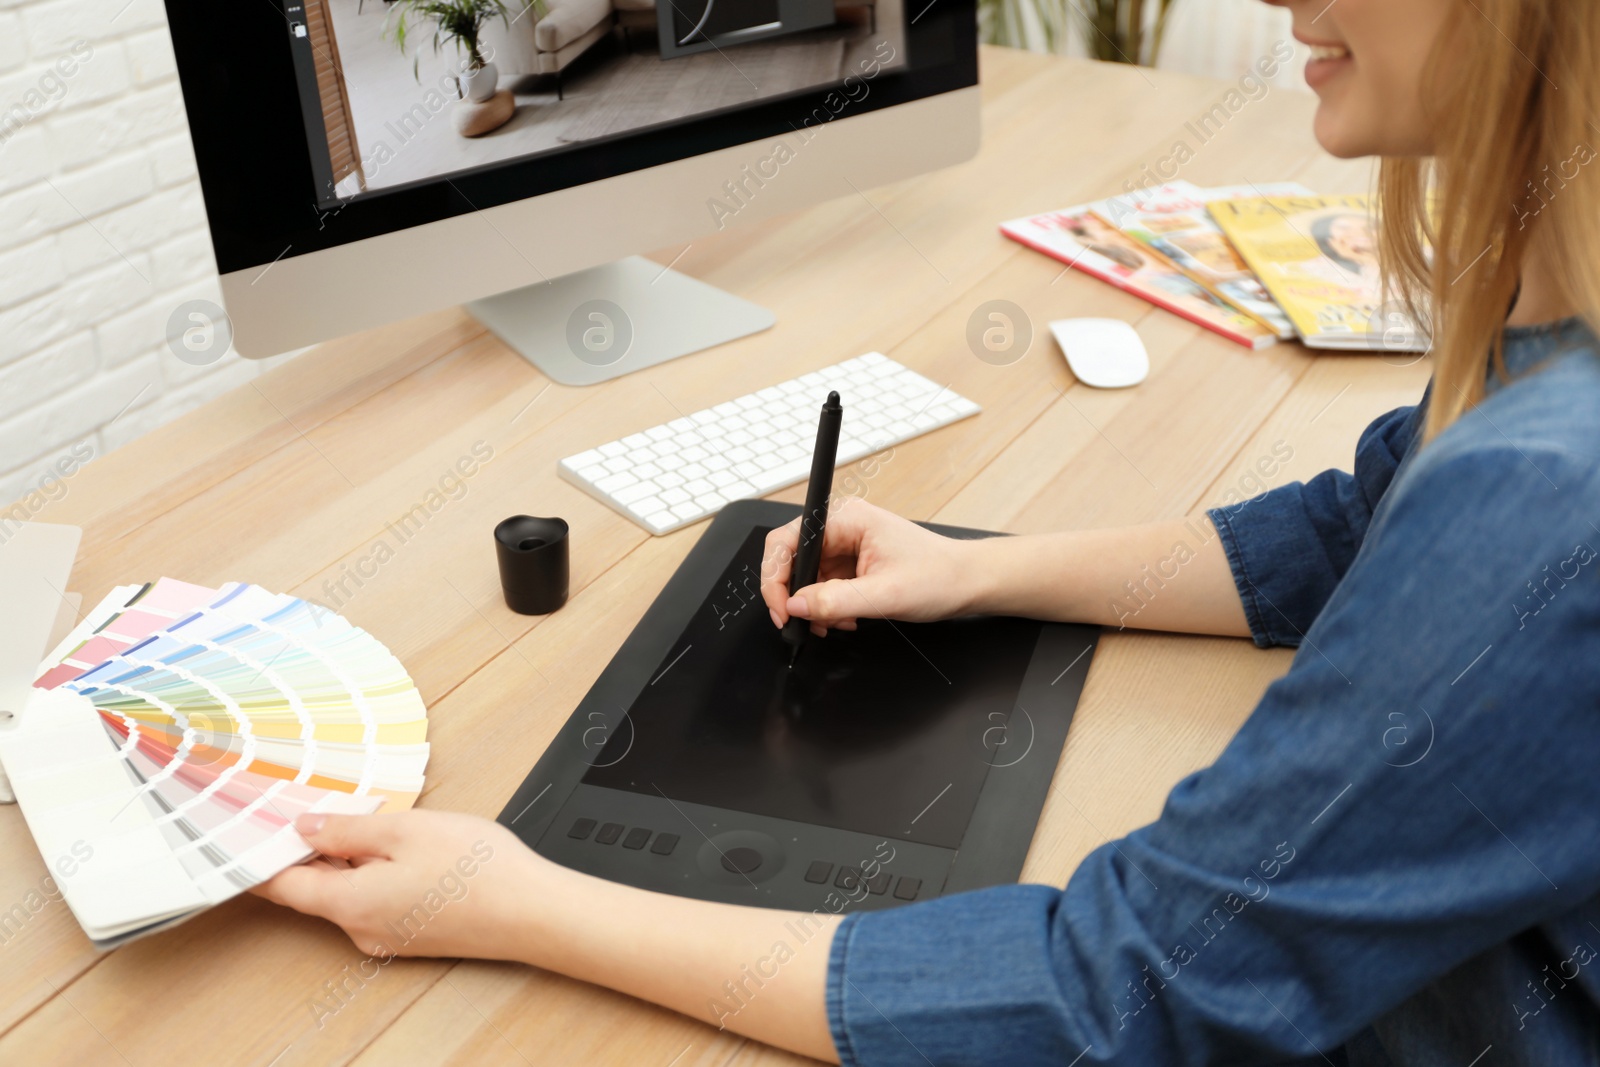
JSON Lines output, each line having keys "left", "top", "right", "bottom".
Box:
{"left": 0, "top": 0, "right": 300, "bottom": 506}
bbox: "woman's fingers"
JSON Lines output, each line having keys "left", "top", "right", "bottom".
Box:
{"left": 761, "top": 519, "right": 802, "bottom": 623}
{"left": 761, "top": 500, "right": 887, "bottom": 628}
{"left": 252, "top": 860, "right": 358, "bottom": 922}
{"left": 296, "top": 813, "right": 404, "bottom": 861}
{"left": 788, "top": 574, "right": 897, "bottom": 628}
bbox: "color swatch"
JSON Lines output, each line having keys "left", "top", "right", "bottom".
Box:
{"left": 0, "top": 579, "right": 429, "bottom": 948}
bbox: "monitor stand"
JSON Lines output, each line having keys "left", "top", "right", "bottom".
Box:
{"left": 466, "top": 256, "right": 775, "bottom": 386}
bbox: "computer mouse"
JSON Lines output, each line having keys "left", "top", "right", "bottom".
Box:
{"left": 1049, "top": 318, "right": 1149, "bottom": 388}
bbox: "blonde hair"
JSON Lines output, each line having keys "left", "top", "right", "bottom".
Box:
{"left": 1379, "top": 0, "right": 1600, "bottom": 441}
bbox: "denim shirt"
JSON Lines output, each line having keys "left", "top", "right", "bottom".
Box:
{"left": 827, "top": 318, "right": 1600, "bottom": 1067}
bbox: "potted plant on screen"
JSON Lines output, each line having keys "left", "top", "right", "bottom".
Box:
{"left": 385, "top": 0, "right": 539, "bottom": 102}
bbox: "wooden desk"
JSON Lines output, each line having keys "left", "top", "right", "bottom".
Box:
{"left": 0, "top": 46, "right": 1428, "bottom": 1066}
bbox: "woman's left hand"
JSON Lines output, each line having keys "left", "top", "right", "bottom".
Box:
{"left": 252, "top": 809, "right": 541, "bottom": 962}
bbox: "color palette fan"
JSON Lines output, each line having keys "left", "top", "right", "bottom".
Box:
{"left": 0, "top": 578, "right": 428, "bottom": 948}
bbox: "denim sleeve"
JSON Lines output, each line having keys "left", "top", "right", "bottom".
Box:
{"left": 1208, "top": 403, "right": 1420, "bottom": 648}
{"left": 828, "top": 440, "right": 1600, "bottom": 1066}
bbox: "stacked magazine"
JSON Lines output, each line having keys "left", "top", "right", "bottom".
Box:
{"left": 1001, "top": 182, "right": 1430, "bottom": 353}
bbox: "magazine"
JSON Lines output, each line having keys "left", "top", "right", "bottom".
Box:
{"left": 1001, "top": 187, "right": 1278, "bottom": 350}
{"left": 1111, "top": 181, "right": 1310, "bottom": 339}
{"left": 1207, "top": 195, "right": 1429, "bottom": 352}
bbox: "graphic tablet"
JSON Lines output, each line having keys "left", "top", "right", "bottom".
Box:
{"left": 500, "top": 500, "right": 1097, "bottom": 911}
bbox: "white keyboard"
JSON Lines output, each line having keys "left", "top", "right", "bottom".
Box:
{"left": 559, "top": 353, "right": 981, "bottom": 535}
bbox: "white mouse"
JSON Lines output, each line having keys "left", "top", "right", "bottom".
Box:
{"left": 1049, "top": 318, "right": 1149, "bottom": 388}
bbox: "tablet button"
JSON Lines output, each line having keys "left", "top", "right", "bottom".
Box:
{"left": 865, "top": 872, "right": 891, "bottom": 895}
{"left": 698, "top": 830, "right": 784, "bottom": 884}
{"left": 568, "top": 818, "right": 596, "bottom": 840}
{"left": 595, "top": 822, "right": 623, "bottom": 845}
{"left": 893, "top": 877, "right": 921, "bottom": 901}
{"left": 651, "top": 832, "right": 680, "bottom": 855}
{"left": 720, "top": 846, "right": 763, "bottom": 874}
{"left": 804, "top": 861, "right": 833, "bottom": 884}
{"left": 834, "top": 867, "right": 862, "bottom": 891}
{"left": 622, "top": 827, "right": 651, "bottom": 849}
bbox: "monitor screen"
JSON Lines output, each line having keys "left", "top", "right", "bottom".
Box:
{"left": 581, "top": 527, "right": 1042, "bottom": 848}
{"left": 165, "top": 0, "right": 974, "bottom": 274}
{"left": 286, "top": 0, "right": 909, "bottom": 205}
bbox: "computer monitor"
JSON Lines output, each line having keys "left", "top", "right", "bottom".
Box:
{"left": 164, "top": 0, "right": 978, "bottom": 384}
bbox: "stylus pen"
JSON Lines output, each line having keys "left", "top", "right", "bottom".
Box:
{"left": 783, "top": 390, "right": 843, "bottom": 668}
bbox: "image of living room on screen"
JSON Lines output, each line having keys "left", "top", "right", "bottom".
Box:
{"left": 297, "top": 0, "right": 908, "bottom": 199}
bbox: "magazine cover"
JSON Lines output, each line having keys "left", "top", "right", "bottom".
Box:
{"left": 1113, "top": 181, "right": 1311, "bottom": 340}
{"left": 1001, "top": 190, "right": 1278, "bottom": 350}
{"left": 1207, "top": 195, "right": 1429, "bottom": 352}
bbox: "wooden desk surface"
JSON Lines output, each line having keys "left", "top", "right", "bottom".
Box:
{"left": 0, "top": 46, "right": 1429, "bottom": 1066}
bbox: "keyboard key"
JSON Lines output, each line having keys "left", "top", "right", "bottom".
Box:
{"left": 834, "top": 867, "right": 862, "bottom": 891}
{"left": 613, "top": 482, "right": 657, "bottom": 505}
{"left": 622, "top": 827, "right": 651, "bottom": 850}
{"left": 752, "top": 458, "right": 812, "bottom": 493}
{"left": 893, "top": 877, "right": 921, "bottom": 900}
{"left": 595, "top": 822, "right": 623, "bottom": 845}
{"left": 568, "top": 818, "right": 596, "bottom": 840}
{"left": 650, "top": 833, "right": 680, "bottom": 855}
{"left": 804, "top": 861, "right": 833, "bottom": 884}
{"left": 865, "top": 872, "right": 891, "bottom": 895}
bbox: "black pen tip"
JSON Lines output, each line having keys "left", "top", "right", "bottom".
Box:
{"left": 788, "top": 644, "right": 801, "bottom": 669}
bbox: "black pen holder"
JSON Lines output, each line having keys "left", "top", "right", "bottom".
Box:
{"left": 494, "top": 515, "right": 570, "bottom": 615}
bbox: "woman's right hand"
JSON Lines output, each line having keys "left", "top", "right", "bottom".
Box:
{"left": 760, "top": 498, "right": 977, "bottom": 636}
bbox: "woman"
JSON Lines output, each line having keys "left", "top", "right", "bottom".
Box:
{"left": 259, "top": 0, "right": 1600, "bottom": 1061}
